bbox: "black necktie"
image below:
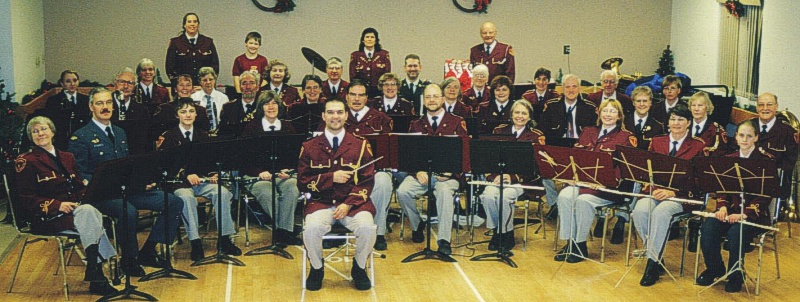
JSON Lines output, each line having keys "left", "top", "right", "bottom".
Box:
{"left": 761, "top": 125, "right": 768, "bottom": 136}
{"left": 185, "top": 131, "right": 191, "bottom": 141}
{"left": 274, "top": 87, "right": 279, "bottom": 94}
{"left": 189, "top": 38, "right": 196, "bottom": 45}
{"left": 367, "top": 52, "right": 372, "bottom": 59}
{"left": 269, "top": 125, "right": 276, "bottom": 131}
{"left": 477, "top": 91, "right": 482, "bottom": 99}
{"left": 636, "top": 119, "right": 643, "bottom": 134}
{"left": 485, "top": 45, "right": 491, "bottom": 56}
{"left": 70, "top": 95, "right": 76, "bottom": 105}
{"left": 354, "top": 112, "right": 359, "bottom": 121}
{"left": 499, "top": 104, "right": 504, "bottom": 112}
{"left": 538, "top": 96, "right": 544, "bottom": 104}
{"left": 448, "top": 105, "right": 453, "bottom": 113}
{"left": 332, "top": 86, "right": 337, "bottom": 96}
{"left": 145, "top": 87, "right": 150, "bottom": 98}
{"left": 431, "top": 116, "right": 439, "bottom": 131}
{"left": 566, "top": 105, "right": 575, "bottom": 137}
{"left": 386, "top": 104, "right": 391, "bottom": 112}
{"left": 120, "top": 103, "right": 127, "bottom": 113}
{"left": 513, "top": 131, "right": 518, "bottom": 138}
{"left": 245, "top": 103, "right": 253, "bottom": 113}
{"left": 410, "top": 83, "right": 415, "bottom": 94}
{"left": 332, "top": 136, "right": 339, "bottom": 152}
{"left": 695, "top": 125, "right": 701, "bottom": 137}
{"left": 105, "top": 126, "right": 115, "bottom": 143}
{"left": 669, "top": 141, "right": 678, "bottom": 157}
{"left": 600, "top": 129, "right": 608, "bottom": 139}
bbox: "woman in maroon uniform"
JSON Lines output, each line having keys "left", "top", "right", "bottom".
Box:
{"left": 349, "top": 28, "right": 391, "bottom": 98}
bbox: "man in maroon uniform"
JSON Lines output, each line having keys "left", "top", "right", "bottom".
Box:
{"left": 299, "top": 99, "right": 377, "bottom": 291}
{"left": 469, "top": 22, "right": 515, "bottom": 83}
{"left": 521, "top": 67, "right": 560, "bottom": 121}
{"left": 398, "top": 54, "right": 431, "bottom": 114}
{"left": 322, "top": 57, "right": 349, "bottom": 101}
{"left": 135, "top": 58, "right": 171, "bottom": 110}
{"left": 586, "top": 70, "right": 634, "bottom": 114}
{"left": 220, "top": 70, "right": 260, "bottom": 126}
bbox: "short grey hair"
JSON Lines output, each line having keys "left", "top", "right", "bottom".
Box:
{"left": 600, "top": 70, "right": 618, "bottom": 83}
{"left": 198, "top": 67, "right": 217, "bottom": 80}
{"left": 562, "top": 74, "right": 581, "bottom": 86}
{"left": 26, "top": 116, "right": 56, "bottom": 141}
{"left": 239, "top": 70, "right": 261, "bottom": 85}
{"left": 326, "top": 57, "right": 343, "bottom": 68}
{"left": 472, "top": 64, "right": 489, "bottom": 77}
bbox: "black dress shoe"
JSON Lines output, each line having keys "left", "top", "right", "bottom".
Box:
{"left": 566, "top": 241, "right": 587, "bottom": 263}
{"left": 593, "top": 217, "right": 606, "bottom": 238}
{"left": 351, "top": 260, "right": 371, "bottom": 291}
{"left": 89, "top": 281, "right": 119, "bottom": 295}
{"left": 696, "top": 269, "right": 725, "bottom": 286}
{"left": 374, "top": 235, "right": 387, "bottom": 251}
{"left": 137, "top": 251, "right": 165, "bottom": 268}
{"left": 83, "top": 245, "right": 106, "bottom": 282}
{"left": 554, "top": 242, "right": 571, "bottom": 261}
{"left": 411, "top": 223, "right": 425, "bottom": 243}
{"left": 190, "top": 239, "right": 205, "bottom": 262}
{"left": 487, "top": 233, "right": 500, "bottom": 251}
{"left": 545, "top": 205, "right": 558, "bottom": 221}
{"left": 283, "top": 233, "right": 303, "bottom": 246}
{"left": 501, "top": 231, "right": 516, "bottom": 251}
{"left": 640, "top": 259, "right": 661, "bottom": 286}
{"left": 725, "top": 273, "right": 744, "bottom": 292}
{"left": 305, "top": 266, "right": 324, "bottom": 291}
{"left": 437, "top": 239, "right": 452, "bottom": 255}
{"left": 610, "top": 219, "right": 626, "bottom": 245}
{"left": 221, "top": 236, "right": 242, "bottom": 256}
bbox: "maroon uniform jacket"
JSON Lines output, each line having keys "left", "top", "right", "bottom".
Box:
{"left": 240, "top": 119, "right": 296, "bottom": 177}
{"left": 538, "top": 95, "right": 598, "bottom": 139}
{"left": 370, "top": 96, "right": 415, "bottom": 116}
{"left": 646, "top": 134, "right": 706, "bottom": 201}
{"left": 624, "top": 113, "right": 665, "bottom": 151}
{"left": 521, "top": 89, "right": 560, "bottom": 121}
{"left": 261, "top": 84, "right": 301, "bottom": 106}
{"left": 469, "top": 41, "right": 516, "bottom": 82}
{"left": 156, "top": 127, "right": 211, "bottom": 191}
{"left": 219, "top": 99, "right": 257, "bottom": 125}
{"left": 152, "top": 102, "right": 211, "bottom": 135}
{"left": 462, "top": 86, "right": 491, "bottom": 112}
{"left": 752, "top": 117, "right": 799, "bottom": 173}
{"left": 409, "top": 112, "right": 469, "bottom": 137}
{"left": 586, "top": 91, "right": 634, "bottom": 115}
{"left": 489, "top": 124, "right": 545, "bottom": 187}
{"left": 349, "top": 49, "right": 391, "bottom": 94}
{"left": 715, "top": 150, "right": 776, "bottom": 226}
{"left": 650, "top": 99, "right": 687, "bottom": 126}
{"left": 476, "top": 100, "right": 513, "bottom": 134}
{"left": 691, "top": 120, "right": 727, "bottom": 156}
{"left": 165, "top": 34, "right": 219, "bottom": 84}
{"left": 322, "top": 80, "right": 350, "bottom": 101}
{"left": 135, "top": 83, "right": 171, "bottom": 108}
{"left": 345, "top": 108, "right": 393, "bottom": 135}
{"left": 575, "top": 126, "right": 637, "bottom": 197}
{"left": 298, "top": 132, "right": 376, "bottom": 216}
{"left": 398, "top": 79, "right": 431, "bottom": 112}
{"left": 443, "top": 99, "right": 472, "bottom": 118}
{"left": 14, "top": 147, "right": 86, "bottom": 232}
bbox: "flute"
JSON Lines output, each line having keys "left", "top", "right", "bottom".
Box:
{"left": 468, "top": 180, "right": 545, "bottom": 191}
{"left": 691, "top": 211, "right": 779, "bottom": 231}
{"left": 564, "top": 181, "right": 705, "bottom": 205}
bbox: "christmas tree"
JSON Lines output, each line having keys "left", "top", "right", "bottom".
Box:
{"left": 656, "top": 45, "right": 676, "bottom": 76}
{"left": 0, "top": 67, "right": 24, "bottom": 167}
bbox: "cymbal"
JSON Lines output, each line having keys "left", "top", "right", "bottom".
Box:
{"left": 301, "top": 47, "right": 327, "bottom": 73}
{"left": 601, "top": 57, "right": 623, "bottom": 70}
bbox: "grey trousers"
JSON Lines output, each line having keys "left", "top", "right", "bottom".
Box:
{"left": 303, "top": 208, "right": 376, "bottom": 269}
{"left": 396, "top": 176, "right": 459, "bottom": 242}
{"left": 543, "top": 179, "right": 558, "bottom": 207}
{"left": 73, "top": 204, "right": 116, "bottom": 261}
{"left": 556, "top": 186, "right": 618, "bottom": 242}
{"left": 246, "top": 176, "right": 299, "bottom": 232}
{"left": 632, "top": 198, "right": 683, "bottom": 261}
{"left": 480, "top": 186, "right": 522, "bottom": 232}
{"left": 371, "top": 171, "right": 393, "bottom": 236}
{"left": 174, "top": 183, "right": 235, "bottom": 240}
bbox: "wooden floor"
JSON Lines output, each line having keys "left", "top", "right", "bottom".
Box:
{"left": 1, "top": 211, "right": 798, "bottom": 302}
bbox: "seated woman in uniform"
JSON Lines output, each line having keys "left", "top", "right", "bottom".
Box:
{"left": 441, "top": 77, "right": 472, "bottom": 118}
{"left": 462, "top": 64, "right": 490, "bottom": 111}
{"left": 480, "top": 99, "right": 544, "bottom": 251}
{"left": 15, "top": 116, "right": 118, "bottom": 295}
{"left": 477, "top": 75, "right": 514, "bottom": 134}
{"left": 689, "top": 91, "right": 727, "bottom": 155}
{"left": 262, "top": 59, "right": 300, "bottom": 106}
{"left": 554, "top": 99, "right": 636, "bottom": 263}
{"left": 631, "top": 104, "right": 706, "bottom": 286}
{"left": 695, "top": 120, "right": 774, "bottom": 292}
{"left": 241, "top": 91, "right": 302, "bottom": 246}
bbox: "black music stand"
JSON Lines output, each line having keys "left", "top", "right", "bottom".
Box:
{"left": 216, "top": 122, "right": 248, "bottom": 139}
{"left": 189, "top": 138, "right": 246, "bottom": 267}
{"left": 469, "top": 140, "right": 538, "bottom": 268}
{"left": 533, "top": 145, "right": 617, "bottom": 268}
{"left": 139, "top": 145, "right": 198, "bottom": 282}
{"left": 612, "top": 146, "right": 695, "bottom": 286}
{"left": 87, "top": 154, "right": 160, "bottom": 302}
{"left": 388, "top": 115, "right": 414, "bottom": 133}
{"left": 288, "top": 105, "right": 324, "bottom": 135}
{"left": 398, "top": 135, "right": 462, "bottom": 263}
{"left": 693, "top": 156, "right": 778, "bottom": 295}
{"left": 244, "top": 133, "right": 305, "bottom": 259}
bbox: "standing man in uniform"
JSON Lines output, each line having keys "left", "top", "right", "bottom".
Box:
{"left": 69, "top": 88, "right": 183, "bottom": 277}
{"left": 469, "top": 22, "right": 515, "bottom": 83}
{"left": 299, "top": 99, "right": 377, "bottom": 291}
{"left": 44, "top": 70, "right": 91, "bottom": 149}
{"left": 398, "top": 54, "right": 431, "bottom": 115}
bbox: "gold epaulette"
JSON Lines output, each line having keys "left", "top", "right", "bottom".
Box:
{"left": 691, "top": 136, "right": 706, "bottom": 144}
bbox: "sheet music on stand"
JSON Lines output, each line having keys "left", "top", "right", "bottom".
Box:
{"left": 692, "top": 156, "right": 778, "bottom": 198}
{"left": 533, "top": 144, "right": 618, "bottom": 188}
{"left": 614, "top": 146, "right": 693, "bottom": 192}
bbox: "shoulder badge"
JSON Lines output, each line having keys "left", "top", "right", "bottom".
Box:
{"left": 460, "top": 120, "right": 468, "bottom": 132}
{"left": 629, "top": 136, "right": 638, "bottom": 148}
{"left": 538, "top": 135, "right": 546, "bottom": 146}
{"left": 508, "top": 47, "right": 515, "bottom": 57}
{"left": 14, "top": 157, "right": 27, "bottom": 172}
{"left": 692, "top": 136, "right": 706, "bottom": 144}
{"left": 156, "top": 136, "right": 165, "bottom": 149}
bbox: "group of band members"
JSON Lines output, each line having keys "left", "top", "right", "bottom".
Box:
{"left": 16, "top": 16, "right": 798, "bottom": 295}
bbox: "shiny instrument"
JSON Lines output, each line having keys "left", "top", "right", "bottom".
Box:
{"left": 691, "top": 211, "right": 778, "bottom": 231}
{"left": 468, "top": 180, "right": 545, "bottom": 191}
{"left": 556, "top": 180, "right": 705, "bottom": 206}
{"left": 778, "top": 109, "right": 799, "bottom": 222}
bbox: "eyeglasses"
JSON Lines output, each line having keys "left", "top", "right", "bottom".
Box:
{"left": 664, "top": 86, "right": 679, "bottom": 91}
{"left": 115, "top": 79, "right": 135, "bottom": 86}
{"left": 382, "top": 83, "right": 398, "bottom": 87}
{"left": 602, "top": 80, "right": 617, "bottom": 84}
{"left": 423, "top": 95, "right": 442, "bottom": 100}
{"left": 473, "top": 74, "right": 487, "bottom": 79}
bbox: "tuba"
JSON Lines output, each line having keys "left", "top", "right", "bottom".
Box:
{"left": 777, "top": 109, "right": 800, "bottom": 221}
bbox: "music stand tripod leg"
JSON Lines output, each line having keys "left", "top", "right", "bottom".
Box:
{"left": 402, "top": 167, "right": 457, "bottom": 263}
{"left": 471, "top": 168, "right": 517, "bottom": 268}
{"left": 193, "top": 163, "right": 246, "bottom": 267}
{"left": 244, "top": 152, "right": 294, "bottom": 259}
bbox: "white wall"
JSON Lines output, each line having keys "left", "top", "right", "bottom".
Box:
{"left": 41, "top": 0, "right": 672, "bottom": 87}
{"left": 0, "top": 0, "right": 14, "bottom": 100}
{"left": 10, "top": 0, "right": 45, "bottom": 98}
{"left": 669, "top": 0, "right": 721, "bottom": 86}
{"left": 758, "top": 0, "right": 800, "bottom": 114}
